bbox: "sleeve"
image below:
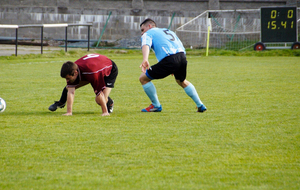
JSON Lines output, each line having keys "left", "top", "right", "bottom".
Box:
{"left": 141, "top": 33, "right": 152, "bottom": 49}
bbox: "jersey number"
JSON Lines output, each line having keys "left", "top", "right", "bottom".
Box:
{"left": 83, "top": 54, "right": 99, "bottom": 60}
{"left": 163, "top": 30, "right": 175, "bottom": 41}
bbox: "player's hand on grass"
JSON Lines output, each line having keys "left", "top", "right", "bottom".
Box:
{"left": 63, "top": 112, "right": 72, "bottom": 116}
{"left": 102, "top": 112, "right": 110, "bottom": 116}
{"left": 140, "top": 60, "right": 150, "bottom": 73}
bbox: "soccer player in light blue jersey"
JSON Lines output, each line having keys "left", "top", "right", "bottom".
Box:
{"left": 139, "top": 18, "right": 207, "bottom": 113}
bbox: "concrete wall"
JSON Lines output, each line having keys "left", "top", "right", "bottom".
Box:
{"left": 1, "top": 0, "right": 295, "bottom": 17}
{"left": 0, "top": 0, "right": 299, "bottom": 47}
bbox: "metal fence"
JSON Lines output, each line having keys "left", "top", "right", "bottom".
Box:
{"left": 0, "top": 23, "right": 92, "bottom": 56}
{"left": 176, "top": 8, "right": 300, "bottom": 51}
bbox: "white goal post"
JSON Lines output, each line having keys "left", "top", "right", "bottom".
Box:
{"left": 175, "top": 8, "right": 300, "bottom": 51}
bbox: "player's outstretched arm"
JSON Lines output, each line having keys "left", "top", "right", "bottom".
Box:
{"left": 63, "top": 87, "right": 75, "bottom": 116}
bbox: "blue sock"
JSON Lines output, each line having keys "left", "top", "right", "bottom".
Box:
{"left": 184, "top": 83, "right": 203, "bottom": 108}
{"left": 142, "top": 82, "right": 160, "bottom": 107}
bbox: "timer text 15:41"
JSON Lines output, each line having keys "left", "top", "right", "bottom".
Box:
{"left": 267, "top": 9, "right": 294, "bottom": 30}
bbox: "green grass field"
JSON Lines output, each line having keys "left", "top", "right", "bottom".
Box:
{"left": 0, "top": 49, "right": 300, "bottom": 189}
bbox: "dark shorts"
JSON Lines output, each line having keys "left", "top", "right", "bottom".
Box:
{"left": 146, "top": 52, "right": 187, "bottom": 82}
{"left": 104, "top": 60, "right": 118, "bottom": 88}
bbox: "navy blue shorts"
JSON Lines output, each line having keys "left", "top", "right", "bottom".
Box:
{"left": 146, "top": 52, "right": 187, "bottom": 82}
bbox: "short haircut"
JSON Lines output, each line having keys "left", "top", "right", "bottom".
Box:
{"left": 140, "top": 18, "right": 157, "bottom": 27}
{"left": 60, "top": 61, "right": 78, "bottom": 78}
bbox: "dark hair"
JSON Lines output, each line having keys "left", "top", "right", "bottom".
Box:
{"left": 140, "top": 18, "right": 157, "bottom": 27}
{"left": 60, "top": 61, "right": 78, "bottom": 78}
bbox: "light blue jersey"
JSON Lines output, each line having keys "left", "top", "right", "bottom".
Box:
{"left": 141, "top": 28, "right": 185, "bottom": 62}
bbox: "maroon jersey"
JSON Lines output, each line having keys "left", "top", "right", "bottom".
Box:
{"left": 67, "top": 54, "right": 112, "bottom": 95}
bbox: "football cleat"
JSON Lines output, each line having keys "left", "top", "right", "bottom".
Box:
{"left": 107, "top": 97, "right": 114, "bottom": 113}
{"left": 197, "top": 104, "right": 207, "bottom": 113}
{"left": 48, "top": 101, "right": 66, "bottom": 111}
{"left": 141, "top": 104, "right": 162, "bottom": 112}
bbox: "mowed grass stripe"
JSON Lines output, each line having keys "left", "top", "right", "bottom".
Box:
{"left": 0, "top": 51, "right": 299, "bottom": 189}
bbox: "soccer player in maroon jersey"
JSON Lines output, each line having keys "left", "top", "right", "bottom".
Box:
{"left": 48, "top": 53, "right": 118, "bottom": 116}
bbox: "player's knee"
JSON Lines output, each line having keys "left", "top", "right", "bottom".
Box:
{"left": 95, "top": 93, "right": 104, "bottom": 105}
{"left": 95, "top": 96, "right": 100, "bottom": 105}
{"left": 139, "top": 76, "right": 143, "bottom": 84}
{"left": 139, "top": 75, "right": 146, "bottom": 84}
{"left": 139, "top": 73, "right": 151, "bottom": 85}
{"left": 176, "top": 79, "right": 189, "bottom": 88}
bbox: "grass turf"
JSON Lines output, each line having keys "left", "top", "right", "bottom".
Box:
{"left": 0, "top": 49, "right": 299, "bottom": 189}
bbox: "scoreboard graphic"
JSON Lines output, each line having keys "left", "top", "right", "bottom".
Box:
{"left": 260, "top": 7, "right": 297, "bottom": 43}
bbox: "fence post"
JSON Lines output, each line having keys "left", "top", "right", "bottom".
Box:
{"left": 168, "top": 12, "right": 176, "bottom": 29}
{"left": 96, "top": 11, "right": 112, "bottom": 47}
{"left": 88, "top": 25, "right": 90, "bottom": 51}
{"left": 65, "top": 27, "right": 68, "bottom": 52}
{"left": 15, "top": 28, "right": 18, "bottom": 56}
{"left": 41, "top": 27, "right": 43, "bottom": 54}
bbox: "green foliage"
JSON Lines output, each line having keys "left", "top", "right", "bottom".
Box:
{"left": 186, "top": 48, "right": 300, "bottom": 57}
{"left": 224, "top": 40, "right": 258, "bottom": 51}
{"left": 0, "top": 51, "right": 300, "bottom": 189}
{"left": 1, "top": 48, "right": 299, "bottom": 61}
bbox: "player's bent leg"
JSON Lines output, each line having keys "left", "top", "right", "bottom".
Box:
{"left": 95, "top": 92, "right": 109, "bottom": 115}
{"left": 176, "top": 79, "right": 190, "bottom": 88}
{"left": 48, "top": 101, "right": 66, "bottom": 111}
{"left": 102, "top": 88, "right": 112, "bottom": 102}
{"left": 48, "top": 87, "right": 67, "bottom": 111}
{"left": 141, "top": 81, "right": 161, "bottom": 110}
{"left": 59, "top": 86, "right": 68, "bottom": 104}
{"left": 178, "top": 79, "right": 207, "bottom": 113}
{"left": 139, "top": 73, "right": 162, "bottom": 111}
{"left": 103, "top": 87, "right": 114, "bottom": 113}
{"left": 106, "top": 97, "right": 114, "bottom": 113}
{"left": 197, "top": 104, "right": 207, "bottom": 112}
{"left": 139, "top": 72, "right": 152, "bottom": 85}
{"left": 141, "top": 104, "right": 162, "bottom": 112}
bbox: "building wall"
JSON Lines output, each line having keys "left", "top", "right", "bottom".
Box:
{"left": 0, "top": 0, "right": 298, "bottom": 46}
